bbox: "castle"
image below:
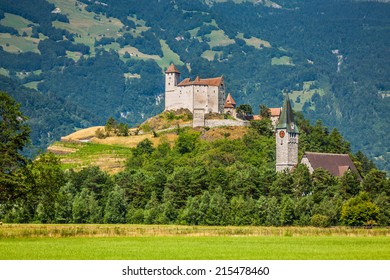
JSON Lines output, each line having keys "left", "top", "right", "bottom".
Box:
{"left": 165, "top": 64, "right": 225, "bottom": 118}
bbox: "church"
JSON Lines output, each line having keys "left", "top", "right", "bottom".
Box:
{"left": 275, "top": 95, "right": 360, "bottom": 177}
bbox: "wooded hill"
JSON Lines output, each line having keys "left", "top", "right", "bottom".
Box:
{"left": 0, "top": 0, "right": 389, "bottom": 172}
{"left": 1, "top": 94, "right": 389, "bottom": 227}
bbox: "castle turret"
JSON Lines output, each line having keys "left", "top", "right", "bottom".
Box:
{"left": 165, "top": 63, "right": 180, "bottom": 93}
{"left": 276, "top": 94, "right": 299, "bottom": 172}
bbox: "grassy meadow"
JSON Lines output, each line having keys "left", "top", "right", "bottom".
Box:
{"left": 0, "top": 224, "right": 389, "bottom": 260}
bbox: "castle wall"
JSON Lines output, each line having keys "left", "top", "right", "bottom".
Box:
{"left": 193, "top": 108, "right": 205, "bottom": 127}
{"left": 193, "top": 85, "right": 208, "bottom": 112}
{"left": 165, "top": 86, "right": 193, "bottom": 111}
{"left": 205, "top": 119, "right": 249, "bottom": 128}
{"left": 164, "top": 69, "right": 225, "bottom": 118}
{"left": 206, "top": 86, "right": 220, "bottom": 113}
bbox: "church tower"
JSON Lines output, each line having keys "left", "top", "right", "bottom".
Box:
{"left": 276, "top": 94, "right": 299, "bottom": 172}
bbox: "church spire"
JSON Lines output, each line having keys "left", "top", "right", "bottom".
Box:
{"left": 276, "top": 94, "right": 299, "bottom": 134}
{"left": 275, "top": 94, "right": 299, "bottom": 172}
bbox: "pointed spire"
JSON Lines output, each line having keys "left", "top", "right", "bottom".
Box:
{"left": 224, "top": 93, "right": 236, "bottom": 108}
{"left": 165, "top": 63, "right": 181, "bottom": 74}
{"left": 276, "top": 94, "right": 299, "bottom": 133}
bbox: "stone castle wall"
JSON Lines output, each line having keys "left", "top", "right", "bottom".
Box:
{"left": 205, "top": 119, "right": 249, "bottom": 128}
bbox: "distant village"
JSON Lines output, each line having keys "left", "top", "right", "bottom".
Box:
{"left": 164, "top": 63, "right": 360, "bottom": 178}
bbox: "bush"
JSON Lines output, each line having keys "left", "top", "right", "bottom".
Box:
{"left": 341, "top": 192, "right": 379, "bottom": 226}
{"left": 311, "top": 214, "right": 330, "bottom": 227}
{"left": 95, "top": 128, "right": 106, "bottom": 139}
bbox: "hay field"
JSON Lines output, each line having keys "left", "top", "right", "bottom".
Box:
{"left": 0, "top": 224, "right": 389, "bottom": 260}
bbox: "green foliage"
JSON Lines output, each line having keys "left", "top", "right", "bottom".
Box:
{"left": 236, "top": 104, "right": 253, "bottom": 117}
{"left": 175, "top": 130, "right": 201, "bottom": 154}
{"left": 341, "top": 192, "right": 380, "bottom": 226}
{"left": 134, "top": 138, "right": 154, "bottom": 157}
{"left": 29, "top": 153, "right": 66, "bottom": 223}
{"left": 105, "top": 117, "right": 117, "bottom": 136}
{"left": 259, "top": 105, "right": 271, "bottom": 118}
{"left": 311, "top": 214, "right": 330, "bottom": 228}
{"left": 0, "top": 92, "right": 31, "bottom": 204}
{"left": 249, "top": 119, "right": 273, "bottom": 137}
{"left": 1, "top": 106, "right": 389, "bottom": 227}
{"left": 104, "top": 185, "right": 126, "bottom": 224}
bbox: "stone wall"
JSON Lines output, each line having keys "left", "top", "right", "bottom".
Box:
{"left": 193, "top": 108, "right": 205, "bottom": 127}
{"left": 204, "top": 119, "right": 249, "bottom": 128}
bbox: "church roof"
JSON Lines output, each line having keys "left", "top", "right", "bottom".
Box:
{"left": 276, "top": 94, "right": 299, "bottom": 133}
{"left": 224, "top": 93, "right": 236, "bottom": 108}
{"left": 302, "top": 152, "right": 361, "bottom": 178}
{"left": 178, "top": 76, "right": 223, "bottom": 87}
{"left": 165, "top": 63, "right": 181, "bottom": 74}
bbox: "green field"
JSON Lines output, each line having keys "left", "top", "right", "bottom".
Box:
{"left": 0, "top": 225, "right": 389, "bottom": 260}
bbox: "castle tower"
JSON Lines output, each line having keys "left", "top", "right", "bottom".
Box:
{"left": 275, "top": 94, "right": 299, "bottom": 172}
{"left": 165, "top": 63, "right": 180, "bottom": 110}
{"left": 165, "top": 63, "right": 180, "bottom": 91}
{"left": 223, "top": 93, "right": 236, "bottom": 117}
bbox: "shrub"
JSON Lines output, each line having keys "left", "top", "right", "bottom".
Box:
{"left": 311, "top": 214, "right": 330, "bottom": 227}
{"left": 341, "top": 192, "right": 379, "bottom": 226}
{"left": 95, "top": 128, "right": 106, "bottom": 139}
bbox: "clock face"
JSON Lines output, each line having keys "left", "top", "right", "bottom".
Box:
{"left": 279, "top": 131, "right": 285, "bottom": 138}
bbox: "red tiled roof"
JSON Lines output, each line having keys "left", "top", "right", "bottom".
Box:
{"left": 302, "top": 152, "right": 361, "bottom": 178}
{"left": 165, "top": 63, "right": 180, "bottom": 74}
{"left": 269, "top": 107, "right": 281, "bottom": 117}
{"left": 178, "top": 76, "right": 223, "bottom": 87}
{"left": 224, "top": 93, "right": 236, "bottom": 108}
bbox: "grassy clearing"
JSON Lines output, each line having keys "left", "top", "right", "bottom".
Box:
{"left": 237, "top": 32, "right": 271, "bottom": 49}
{"left": 0, "top": 12, "right": 34, "bottom": 32}
{"left": 0, "top": 225, "right": 389, "bottom": 260}
{"left": 49, "top": 0, "right": 123, "bottom": 54}
{"left": 206, "top": 30, "right": 235, "bottom": 48}
{"left": 48, "top": 142, "right": 132, "bottom": 173}
{"left": 271, "top": 56, "right": 294, "bottom": 66}
{"left": 0, "top": 33, "right": 40, "bottom": 53}
{"left": 156, "top": 40, "right": 184, "bottom": 70}
{"left": 289, "top": 81, "right": 325, "bottom": 111}
{"left": 201, "top": 50, "right": 223, "bottom": 61}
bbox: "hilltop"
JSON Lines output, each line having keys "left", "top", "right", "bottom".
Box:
{"left": 0, "top": 0, "right": 389, "bottom": 172}
{"left": 48, "top": 110, "right": 249, "bottom": 173}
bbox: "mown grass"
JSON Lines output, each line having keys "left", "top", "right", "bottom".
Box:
{"left": 0, "top": 225, "right": 389, "bottom": 260}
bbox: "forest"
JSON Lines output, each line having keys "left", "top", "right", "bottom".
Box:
{"left": 1, "top": 92, "right": 389, "bottom": 227}
{"left": 0, "top": 0, "right": 389, "bottom": 173}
